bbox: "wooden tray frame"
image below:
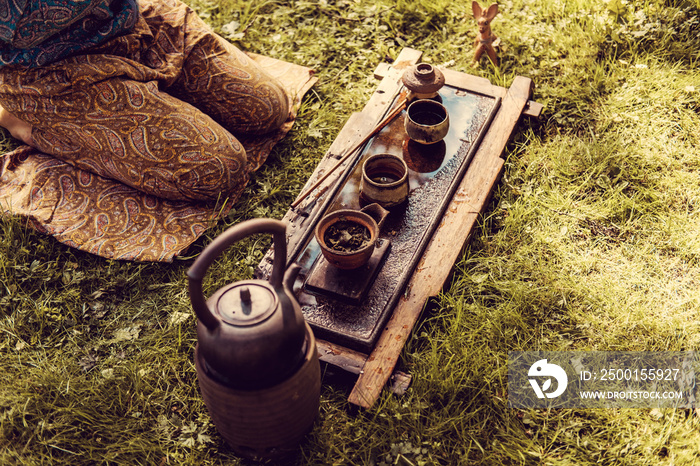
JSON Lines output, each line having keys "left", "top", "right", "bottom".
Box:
{"left": 260, "top": 47, "right": 542, "bottom": 409}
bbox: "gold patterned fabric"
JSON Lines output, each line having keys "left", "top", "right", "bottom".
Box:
{"left": 0, "top": 0, "right": 316, "bottom": 261}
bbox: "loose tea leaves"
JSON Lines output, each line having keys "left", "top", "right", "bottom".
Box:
{"left": 324, "top": 220, "right": 371, "bottom": 252}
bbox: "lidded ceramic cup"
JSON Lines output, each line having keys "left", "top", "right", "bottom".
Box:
{"left": 401, "top": 63, "right": 445, "bottom": 100}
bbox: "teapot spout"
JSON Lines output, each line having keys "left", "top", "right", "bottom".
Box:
{"left": 284, "top": 263, "right": 302, "bottom": 292}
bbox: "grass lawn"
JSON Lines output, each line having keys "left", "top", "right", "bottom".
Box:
{"left": 2, "top": 0, "right": 700, "bottom": 464}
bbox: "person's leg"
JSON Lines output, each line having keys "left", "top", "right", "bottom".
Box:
{"left": 0, "top": 61, "right": 249, "bottom": 203}
{"left": 0, "top": 0, "right": 291, "bottom": 203}
{"left": 171, "top": 34, "right": 290, "bottom": 136}
{"left": 140, "top": 0, "right": 290, "bottom": 136}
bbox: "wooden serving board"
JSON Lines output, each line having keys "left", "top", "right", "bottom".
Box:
{"left": 257, "top": 48, "right": 541, "bottom": 409}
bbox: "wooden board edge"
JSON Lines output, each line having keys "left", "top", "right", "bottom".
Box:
{"left": 362, "top": 48, "right": 422, "bottom": 117}
{"left": 373, "top": 47, "right": 424, "bottom": 79}
{"left": 441, "top": 68, "right": 507, "bottom": 98}
{"left": 391, "top": 47, "right": 424, "bottom": 71}
{"left": 374, "top": 58, "right": 510, "bottom": 101}
{"left": 441, "top": 69, "right": 542, "bottom": 120}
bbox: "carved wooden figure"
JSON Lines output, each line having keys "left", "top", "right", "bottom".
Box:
{"left": 472, "top": 1, "right": 500, "bottom": 67}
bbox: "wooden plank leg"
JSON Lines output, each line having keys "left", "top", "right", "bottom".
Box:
{"left": 317, "top": 339, "right": 367, "bottom": 376}
{"left": 317, "top": 339, "right": 412, "bottom": 396}
{"left": 348, "top": 76, "right": 535, "bottom": 409}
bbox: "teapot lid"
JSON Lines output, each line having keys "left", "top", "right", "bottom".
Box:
{"left": 215, "top": 282, "right": 277, "bottom": 327}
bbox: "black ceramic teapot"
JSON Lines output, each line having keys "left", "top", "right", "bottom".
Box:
{"left": 187, "top": 219, "right": 306, "bottom": 390}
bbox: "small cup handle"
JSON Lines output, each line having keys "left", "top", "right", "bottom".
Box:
{"left": 360, "top": 203, "right": 390, "bottom": 231}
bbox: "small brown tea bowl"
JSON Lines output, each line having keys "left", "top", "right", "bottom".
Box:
{"left": 404, "top": 99, "right": 450, "bottom": 145}
{"left": 315, "top": 203, "right": 389, "bottom": 270}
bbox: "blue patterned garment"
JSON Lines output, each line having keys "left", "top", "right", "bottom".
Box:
{"left": 0, "top": 0, "right": 139, "bottom": 67}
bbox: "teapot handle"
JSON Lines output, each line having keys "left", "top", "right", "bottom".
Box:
{"left": 187, "top": 219, "right": 288, "bottom": 331}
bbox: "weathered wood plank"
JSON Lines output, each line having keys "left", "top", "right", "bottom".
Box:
{"left": 389, "top": 47, "right": 424, "bottom": 71}
{"left": 442, "top": 68, "right": 541, "bottom": 119}
{"left": 317, "top": 338, "right": 368, "bottom": 375}
{"left": 316, "top": 339, "right": 412, "bottom": 396}
{"left": 523, "top": 100, "right": 544, "bottom": 119}
{"left": 348, "top": 76, "right": 535, "bottom": 409}
{"left": 441, "top": 68, "right": 506, "bottom": 98}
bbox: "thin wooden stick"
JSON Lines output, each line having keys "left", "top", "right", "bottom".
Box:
{"left": 290, "top": 94, "right": 408, "bottom": 209}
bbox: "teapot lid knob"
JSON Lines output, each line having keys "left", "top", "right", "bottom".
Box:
{"left": 240, "top": 286, "right": 252, "bottom": 304}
